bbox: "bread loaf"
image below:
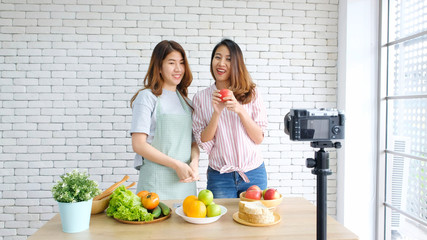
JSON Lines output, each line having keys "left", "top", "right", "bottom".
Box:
{"left": 238, "top": 212, "right": 275, "bottom": 224}
{"left": 238, "top": 201, "right": 275, "bottom": 224}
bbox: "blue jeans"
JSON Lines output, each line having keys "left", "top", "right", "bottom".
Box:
{"left": 206, "top": 162, "right": 267, "bottom": 198}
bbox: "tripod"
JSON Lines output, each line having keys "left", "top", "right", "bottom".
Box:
{"left": 306, "top": 141, "right": 341, "bottom": 240}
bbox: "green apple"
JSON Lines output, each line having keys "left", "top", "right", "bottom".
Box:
{"left": 206, "top": 204, "right": 221, "bottom": 217}
{"left": 198, "top": 189, "right": 214, "bottom": 206}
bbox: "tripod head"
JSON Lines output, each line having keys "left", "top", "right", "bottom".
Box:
{"left": 306, "top": 141, "right": 340, "bottom": 171}
{"left": 310, "top": 141, "right": 341, "bottom": 149}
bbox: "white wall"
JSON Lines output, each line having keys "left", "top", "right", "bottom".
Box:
{"left": 0, "top": 1, "right": 340, "bottom": 239}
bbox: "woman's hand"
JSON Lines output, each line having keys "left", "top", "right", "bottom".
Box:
{"left": 132, "top": 134, "right": 200, "bottom": 182}
{"left": 189, "top": 160, "right": 200, "bottom": 181}
{"left": 220, "top": 92, "right": 265, "bottom": 144}
{"left": 189, "top": 142, "right": 200, "bottom": 181}
{"left": 212, "top": 90, "right": 226, "bottom": 113}
{"left": 223, "top": 91, "right": 244, "bottom": 114}
{"left": 173, "top": 161, "right": 198, "bottom": 183}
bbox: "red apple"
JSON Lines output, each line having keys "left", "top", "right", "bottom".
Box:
{"left": 262, "top": 188, "right": 269, "bottom": 198}
{"left": 219, "top": 89, "right": 232, "bottom": 102}
{"left": 263, "top": 189, "right": 281, "bottom": 200}
{"left": 245, "top": 189, "right": 262, "bottom": 200}
{"left": 247, "top": 185, "right": 261, "bottom": 192}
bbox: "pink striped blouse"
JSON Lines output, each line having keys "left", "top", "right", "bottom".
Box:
{"left": 192, "top": 84, "right": 268, "bottom": 182}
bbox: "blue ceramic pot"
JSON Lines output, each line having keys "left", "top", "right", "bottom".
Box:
{"left": 58, "top": 198, "right": 92, "bottom": 233}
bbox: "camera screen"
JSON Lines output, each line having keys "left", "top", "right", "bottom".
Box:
{"left": 301, "top": 119, "right": 329, "bottom": 139}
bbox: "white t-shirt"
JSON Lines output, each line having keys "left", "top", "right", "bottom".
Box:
{"left": 130, "top": 88, "right": 192, "bottom": 169}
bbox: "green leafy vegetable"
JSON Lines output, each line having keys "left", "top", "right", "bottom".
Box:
{"left": 106, "top": 185, "right": 153, "bottom": 221}
{"left": 52, "top": 169, "right": 101, "bottom": 203}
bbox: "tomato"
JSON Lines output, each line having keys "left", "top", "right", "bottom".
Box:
{"left": 136, "top": 190, "right": 149, "bottom": 199}
{"left": 219, "top": 89, "right": 232, "bottom": 102}
{"left": 141, "top": 192, "right": 160, "bottom": 210}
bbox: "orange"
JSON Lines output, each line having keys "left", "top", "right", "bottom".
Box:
{"left": 183, "top": 195, "right": 198, "bottom": 215}
{"left": 186, "top": 200, "right": 206, "bottom": 218}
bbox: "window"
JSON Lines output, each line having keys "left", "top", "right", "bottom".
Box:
{"left": 379, "top": 0, "right": 427, "bottom": 239}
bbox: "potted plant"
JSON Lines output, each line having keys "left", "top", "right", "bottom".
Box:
{"left": 52, "top": 169, "right": 101, "bottom": 233}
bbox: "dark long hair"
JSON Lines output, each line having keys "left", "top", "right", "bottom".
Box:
{"left": 210, "top": 39, "right": 256, "bottom": 104}
{"left": 130, "top": 40, "right": 193, "bottom": 108}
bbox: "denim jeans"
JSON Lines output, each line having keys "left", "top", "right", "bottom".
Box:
{"left": 206, "top": 162, "right": 267, "bottom": 198}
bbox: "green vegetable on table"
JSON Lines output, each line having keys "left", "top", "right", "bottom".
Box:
{"left": 151, "top": 206, "right": 161, "bottom": 218}
{"left": 158, "top": 202, "right": 170, "bottom": 216}
{"left": 106, "top": 185, "right": 153, "bottom": 222}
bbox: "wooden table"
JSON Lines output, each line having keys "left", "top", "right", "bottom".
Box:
{"left": 28, "top": 197, "right": 358, "bottom": 240}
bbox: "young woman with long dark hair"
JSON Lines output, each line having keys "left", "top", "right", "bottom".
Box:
{"left": 130, "top": 40, "right": 199, "bottom": 200}
{"left": 192, "top": 39, "right": 268, "bottom": 198}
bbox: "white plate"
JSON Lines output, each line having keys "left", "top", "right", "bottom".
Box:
{"left": 175, "top": 205, "right": 227, "bottom": 224}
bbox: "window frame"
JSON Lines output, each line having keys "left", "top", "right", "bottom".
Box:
{"left": 377, "top": 0, "right": 427, "bottom": 239}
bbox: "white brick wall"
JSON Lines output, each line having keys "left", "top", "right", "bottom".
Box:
{"left": 0, "top": 0, "right": 339, "bottom": 239}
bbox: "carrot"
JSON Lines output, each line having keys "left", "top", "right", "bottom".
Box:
{"left": 98, "top": 182, "right": 136, "bottom": 200}
{"left": 93, "top": 175, "right": 130, "bottom": 200}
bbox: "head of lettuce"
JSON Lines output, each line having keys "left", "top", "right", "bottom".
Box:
{"left": 106, "top": 185, "right": 154, "bottom": 221}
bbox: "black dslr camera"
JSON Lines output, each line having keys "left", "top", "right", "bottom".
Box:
{"left": 284, "top": 109, "right": 345, "bottom": 141}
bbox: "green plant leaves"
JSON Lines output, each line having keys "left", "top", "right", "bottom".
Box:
{"left": 52, "top": 170, "right": 101, "bottom": 203}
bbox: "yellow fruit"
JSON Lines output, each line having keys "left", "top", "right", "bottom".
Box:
{"left": 183, "top": 195, "right": 198, "bottom": 215}
{"left": 186, "top": 200, "right": 206, "bottom": 218}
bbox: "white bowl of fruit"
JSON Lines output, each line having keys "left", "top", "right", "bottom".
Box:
{"left": 175, "top": 190, "right": 227, "bottom": 224}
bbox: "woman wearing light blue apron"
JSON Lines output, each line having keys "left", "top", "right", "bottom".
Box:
{"left": 130, "top": 40, "right": 199, "bottom": 200}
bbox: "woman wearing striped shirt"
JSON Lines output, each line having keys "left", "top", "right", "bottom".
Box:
{"left": 192, "top": 39, "right": 268, "bottom": 198}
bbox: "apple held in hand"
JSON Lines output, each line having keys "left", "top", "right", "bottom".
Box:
{"left": 263, "top": 188, "right": 281, "bottom": 200}
{"left": 219, "top": 89, "right": 232, "bottom": 102}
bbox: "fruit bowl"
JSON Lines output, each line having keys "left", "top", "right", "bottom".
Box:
{"left": 239, "top": 192, "right": 283, "bottom": 208}
{"left": 91, "top": 197, "right": 110, "bottom": 214}
{"left": 175, "top": 205, "right": 227, "bottom": 224}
